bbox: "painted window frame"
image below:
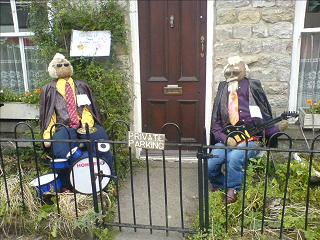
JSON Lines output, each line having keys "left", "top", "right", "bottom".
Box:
{"left": 289, "top": 0, "right": 320, "bottom": 111}
{"left": 0, "top": 0, "right": 34, "bottom": 92}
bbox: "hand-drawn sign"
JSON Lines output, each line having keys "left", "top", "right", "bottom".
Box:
{"left": 70, "top": 30, "right": 111, "bottom": 57}
{"left": 128, "top": 131, "right": 165, "bottom": 150}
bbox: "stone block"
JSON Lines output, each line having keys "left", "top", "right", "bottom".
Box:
{"left": 214, "top": 56, "right": 226, "bottom": 67}
{"left": 214, "top": 40, "right": 241, "bottom": 56}
{"left": 249, "top": 67, "right": 274, "bottom": 82}
{"left": 252, "top": 24, "right": 269, "bottom": 38}
{"left": 233, "top": 25, "right": 252, "bottom": 39}
{"left": 213, "top": 68, "right": 225, "bottom": 83}
{"left": 269, "top": 54, "right": 292, "bottom": 68}
{"left": 275, "top": 67, "right": 291, "bottom": 82}
{"left": 252, "top": 0, "right": 276, "bottom": 8}
{"left": 269, "top": 22, "right": 293, "bottom": 39}
{"left": 241, "top": 55, "right": 260, "bottom": 66}
{"left": 217, "top": 9, "right": 238, "bottom": 25}
{"left": 261, "top": 39, "right": 292, "bottom": 55}
{"left": 245, "top": 54, "right": 272, "bottom": 67}
{"left": 276, "top": 0, "right": 294, "bottom": 7}
{"left": 215, "top": 25, "right": 232, "bottom": 41}
{"left": 249, "top": 66, "right": 291, "bottom": 83}
{"left": 241, "top": 39, "right": 262, "bottom": 54}
{"left": 268, "top": 95, "right": 288, "bottom": 108}
{"left": 216, "top": 0, "right": 250, "bottom": 8}
{"left": 238, "top": 10, "right": 261, "bottom": 24}
{"left": 261, "top": 8, "right": 294, "bottom": 23}
{"left": 263, "top": 81, "right": 289, "bottom": 95}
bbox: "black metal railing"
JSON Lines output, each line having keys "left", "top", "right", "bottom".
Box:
{"left": 201, "top": 131, "right": 320, "bottom": 239}
{"left": 0, "top": 122, "right": 319, "bottom": 239}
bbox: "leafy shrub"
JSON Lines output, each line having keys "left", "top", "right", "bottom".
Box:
{"left": 0, "top": 1, "right": 132, "bottom": 239}
{"left": 27, "top": 0, "right": 131, "bottom": 138}
{"left": 0, "top": 88, "right": 42, "bottom": 104}
{"left": 192, "top": 155, "right": 320, "bottom": 240}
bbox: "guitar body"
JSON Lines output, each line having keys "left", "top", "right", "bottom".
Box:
{"left": 224, "top": 124, "right": 257, "bottom": 143}
{"left": 223, "top": 111, "right": 299, "bottom": 144}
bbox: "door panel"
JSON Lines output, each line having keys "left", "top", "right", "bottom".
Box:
{"left": 139, "top": 0, "right": 207, "bottom": 143}
{"left": 148, "top": 100, "right": 168, "bottom": 132}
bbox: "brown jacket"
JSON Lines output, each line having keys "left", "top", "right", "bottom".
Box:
{"left": 39, "top": 80, "right": 102, "bottom": 135}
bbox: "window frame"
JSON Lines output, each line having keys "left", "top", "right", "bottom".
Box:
{"left": 0, "top": 0, "right": 34, "bottom": 92}
{"left": 289, "top": 0, "right": 320, "bottom": 111}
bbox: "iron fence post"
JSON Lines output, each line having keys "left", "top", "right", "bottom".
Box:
{"left": 197, "top": 147, "right": 204, "bottom": 231}
{"left": 85, "top": 124, "right": 100, "bottom": 214}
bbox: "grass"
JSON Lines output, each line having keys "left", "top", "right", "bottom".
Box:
{"left": 191, "top": 154, "right": 320, "bottom": 240}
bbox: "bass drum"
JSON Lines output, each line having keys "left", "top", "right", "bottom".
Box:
{"left": 69, "top": 156, "right": 111, "bottom": 194}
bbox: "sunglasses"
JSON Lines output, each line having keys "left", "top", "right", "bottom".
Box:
{"left": 56, "top": 63, "right": 70, "bottom": 67}
{"left": 224, "top": 69, "right": 240, "bottom": 77}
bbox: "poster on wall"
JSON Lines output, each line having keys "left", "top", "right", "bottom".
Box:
{"left": 70, "top": 30, "right": 111, "bottom": 57}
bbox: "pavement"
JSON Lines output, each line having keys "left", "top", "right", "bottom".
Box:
{"left": 113, "top": 158, "right": 199, "bottom": 240}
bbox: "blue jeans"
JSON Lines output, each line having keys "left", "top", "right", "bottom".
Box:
{"left": 208, "top": 142, "right": 260, "bottom": 191}
{"left": 52, "top": 125, "right": 113, "bottom": 188}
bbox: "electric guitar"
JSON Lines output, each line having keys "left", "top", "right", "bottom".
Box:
{"left": 223, "top": 111, "right": 299, "bottom": 143}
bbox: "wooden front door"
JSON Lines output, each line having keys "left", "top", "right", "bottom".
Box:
{"left": 138, "top": 0, "right": 207, "bottom": 143}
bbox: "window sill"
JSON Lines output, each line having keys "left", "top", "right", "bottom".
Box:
{"left": 299, "top": 107, "right": 320, "bottom": 129}
{"left": 0, "top": 102, "right": 39, "bottom": 120}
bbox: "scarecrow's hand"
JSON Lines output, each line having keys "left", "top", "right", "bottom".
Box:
{"left": 277, "top": 120, "right": 289, "bottom": 132}
{"left": 227, "top": 137, "right": 237, "bottom": 147}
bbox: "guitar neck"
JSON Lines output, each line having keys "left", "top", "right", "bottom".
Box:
{"left": 248, "top": 116, "right": 283, "bottom": 136}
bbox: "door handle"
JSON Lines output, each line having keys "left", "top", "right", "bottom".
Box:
{"left": 169, "top": 15, "right": 174, "bottom": 28}
{"left": 200, "top": 35, "right": 205, "bottom": 58}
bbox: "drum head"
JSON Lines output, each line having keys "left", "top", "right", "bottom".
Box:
{"left": 30, "top": 173, "right": 57, "bottom": 187}
{"left": 69, "top": 157, "right": 111, "bottom": 194}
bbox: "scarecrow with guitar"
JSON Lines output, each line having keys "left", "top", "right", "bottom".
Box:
{"left": 209, "top": 56, "right": 298, "bottom": 204}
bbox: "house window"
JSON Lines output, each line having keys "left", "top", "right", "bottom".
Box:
{"left": 0, "top": 0, "right": 46, "bottom": 93}
{"left": 297, "top": 0, "right": 320, "bottom": 109}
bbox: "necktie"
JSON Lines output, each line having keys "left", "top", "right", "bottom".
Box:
{"left": 65, "top": 82, "right": 80, "bottom": 128}
{"left": 228, "top": 89, "right": 239, "bottom": 126}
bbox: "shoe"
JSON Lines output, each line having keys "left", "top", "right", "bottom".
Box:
{"left": 210, "top": 187, "right": 219, "bottom": 192}
{"left": 226, "top": 189, "right": 237, "bottom": 204}
{"left": 61, "top": 187, "right": 72, "bottom": 193}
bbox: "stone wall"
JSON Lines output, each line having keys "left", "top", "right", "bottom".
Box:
{"left": 214, "top": 0, "right": 295, "bottom": 114}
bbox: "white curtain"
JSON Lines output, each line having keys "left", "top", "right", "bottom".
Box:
{"left": 0, "top": 38, "right": 24, "bottom": 93}
{"left": 298, "top": 32, "right": 320, "bottom": 108}
{"left": 0, "top": 37, "right": 46, "bottom": 93}
{"left": 25, "top": 45, "right": 47, "bottom": 90}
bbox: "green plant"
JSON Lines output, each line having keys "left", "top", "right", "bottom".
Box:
{"left": 28, "top": 0, "right": 131, "bottom": 138}
{"left": 28, "top": 0, "right": 127, "bottom": 62}
{"left": 0, "top": 88, "right": 41, "bottom": 104}
{"left": 0, "top": 174, "right": 117, "bottom": 239}
{"left": 0, "top": 1, "right": 132, "bottom": 239}
{"left": 306, "top": 99, "right": 320, "bottom": 114}
{"left": 191, "top": 155, "right": 320, "bottom": 240}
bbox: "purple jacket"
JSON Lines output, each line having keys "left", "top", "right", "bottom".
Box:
{"left": 210, "top": 78, "right": 279, "bottom": 145}
{"left": 39, "top": 80, "right": 102, "bottom": 135}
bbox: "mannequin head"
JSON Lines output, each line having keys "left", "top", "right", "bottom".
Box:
{"left": 48, "top": 53, "right": 73, "bottom": 79}
{"left": 223, "top": 56, "right": 249, "bottom": 82}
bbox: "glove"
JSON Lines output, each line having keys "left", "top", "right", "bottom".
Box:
{"left": 44, "top": 141, "right": 51, "bottom": 148}
{"left": 227, "top": 137, "right": 237, "bottom": 147}
{"left": 277, "top": 120, "right": 289, "bottom": 132}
